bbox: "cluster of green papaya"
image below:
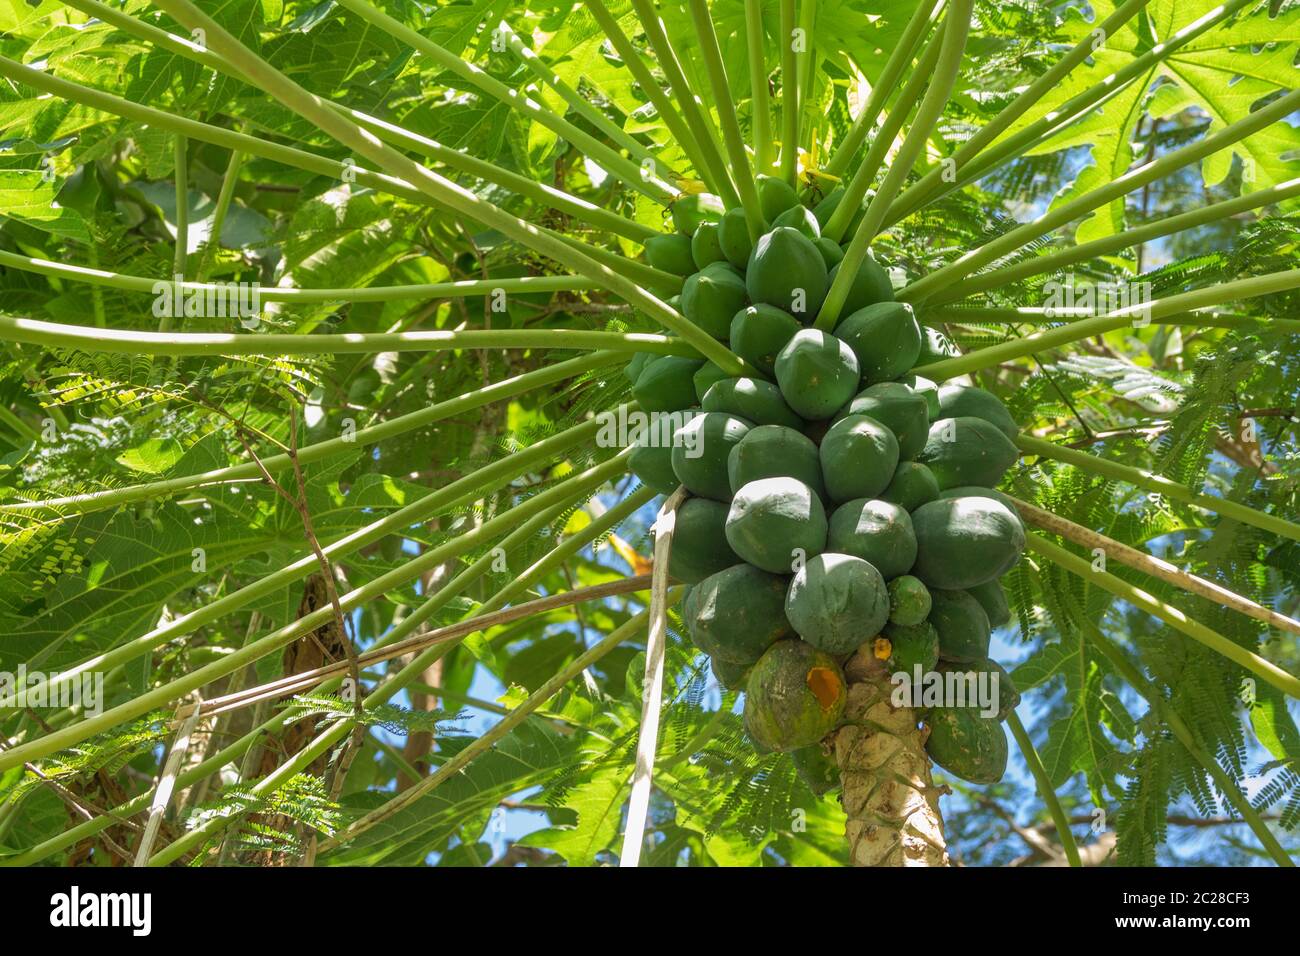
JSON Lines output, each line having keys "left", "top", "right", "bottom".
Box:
{"left": 625, "top": 177, "right": 1024, "bottom": 787}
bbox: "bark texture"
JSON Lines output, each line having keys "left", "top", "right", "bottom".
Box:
{"left": 251, "top": 573, "right": 349, "bottom": 865}
{"left": 832, "top": 651, "right": 950, "bottom": 867}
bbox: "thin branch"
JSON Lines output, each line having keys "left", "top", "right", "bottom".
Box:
{"left": 1067, "top": 425, "right": 1170, "bottom": 448}
{"left": 815, "top": 0, "right": 973, "bottom": 329}
{"left": 822, "top": 26, "right": 945, "bottom": 243}
{"left": 1004, "top": 712, "right": 1081, "bottom": 867}
{"left": 498, "top": 22, "right": 673, "bottom": 175}
{"left": 887, "top": 0, "right": 1253, "bottom": 227}
{"left": 745, "top": 0, "right": 775, "bottom": 172}
{"left": 0, "top": 249, "right": 598, "bottom": 301}
{"left": 620, "top": 488, "right": 685, "bottom": 866}
{"left": 928, "top": 178, "right": 1300, "bottom": 304}
{"left": 195, "top": 135, "right": 246, "bottom": 282}
{"left": 133, "top": 693, "right": 203, "bottom": 865}
{"left": 150, "top": 0, "right": 752, "bottom": 373}
{"left": 919, "top": 270, "right": 1300, "bottom": 382}
{"left": 163, "top": 133, "right": 188, "bottom": 331}
{"left": 685, "top": 0, "right": 766, "bottom": 235}
{"left": 824, "top": 0, "right": 942, "bottom": 178}
{"left": 1027, "top": 534, "right": 1300, "bottom": 699}
{"left": 779, "top": 0, "right": 799, "bottom": 184}
{"left": 0, "top": 425, "right": 627, "bottom": 773}
{"left": 627, "top": 0, "right": 740, "bottom": 207}
{"left": 902, "top": 87, "right": 1300, "bottom": 303}
{"left": 184, "top": 575, "right": 654, "bottom": 722}
{"left": 330, "top": 0, "right": 676, "bottom": 202}
{"left": 884, "top": 0, "right": 1153, "bottom": 224}
{"left": 1017, "top": 429, "right": 1300, "bottom": 543}
{"left": 795, "top": 0, "right": 819, "bottom": 171}
{"left": 1067, "top": 590, "right": 1295, "bottom": 868}
{"left": 315, "top": 601, "right": 670, "bottom": 855}
{"left": 0, "top": 316, "right": 696, "bottom": 358}
{"left": 581, "top": 0, "right": 716, "bottom": 190}
{"left": 3, "top": 352, "right": 615, "bottom": 518}
{"left": 1012, "top": 496, "right": 1300, "bottom": 636}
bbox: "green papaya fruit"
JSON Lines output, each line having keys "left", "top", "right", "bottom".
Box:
{"left": 884, "top": 620, "right": 939, "bottom": 673}
{"left": 672, "top": 192, "right": 725, "bottom": 235}
{"left": 791, "top": 743, "right": 840, "bottom": 796}
{"left": 670, "top": 411, "right": 753, "bottom": 501}
{"left": 826, "top": 251, "right": 893, "bottom": 318}
{"left": 774, "top": 329, "right": 861, "bottom": 420}
{"left": 926, "top": 588, "right": 991, "bottom": 663}
{"left": 772, "top": 203, "right": 821, "bottom": 239}
{"left": 935, "top": 484, "right": 1018, "bottom": 510}
{"left": 879, "top": 461, "right": 941, "bottom": 511}
{"left": 785, "top": 552, "right": 890, "bottom": 656}
{"left": 693, "top": 361, "right": 731, "bottom": 403}
{"left": 711, "top": 654, "right": 752, "bottom": 691}
{"left": 989, "top": 658, "right": 1021, "bottom": 720}
{"left": 686, "top": 563, "right": 792, "bottom": 666}
{"left": 814, "top": 236, "right": 845, "bottom": 269}
{"left": 727, "top": 424, "right": 826, "bottom": 499}
{"left": 668, "top": 497, "right": 741, "bottom": 584}
{"left": 839, "top": 382, "right": 930, "bottom": 460}
{"left": 811, "top": 185, "right": 845, "bottom": 229}
{"left": 925, "top": 706, "right": 1008, "bottom": 784}
{"left": 810, "top": 185, "right": 865, "bottom": 235}
{"left": 629, "top": 432, "right": 679, "bottom": 496}
{"left": 633, "top": 355, "right": 705, "bottom": 412}
{"left": 911, "top": 496, "right": 1026, "bottom": 590}
{"left": 937, "top": 658, "right": 1019, "bottom": 720}
{"left": 718, "top": 206, "right": 755, "bottom": 270}
{"left": 706, "top": 257, "right": 742, "bottom": 277}
{"left": 624, "top": 351, "right": 652, "bottom": 385}
{"left": 913, "top": 326, "right": 960, "bottom": 366}
{"left": 743, "top": 640, "right": 847, "bottom": 752}
{"left": 834, "top": 302, "right": 922, "bottom": 384}
{"left": 691, "top": 220, "right": 726, "bottom": 269}
{"left": 819, "top": 414, "right": 900, "bottom": 503}
{"left": 966, "top": 578, "right": 1011, "bottom": 629}
{"left": 755, "top": 173, "right": 802, "bottom": 221}
{"left": 936, "top": 384, "right": 1018, "bottom": 439}
{"left": 729, "top": 304, "right": 801, "bottom": 377}
{"left": 826, "top": 498, "right": 917, "bottom": 579}
{"left": 702, "top": 377, "right": 804, "bottom": 428}
{"left": 681, "top": 261, "right": 749, "bottom": 339}
{"left": 935, "top": 486, "right": 1025, "bottom": 535}
{"left": 725, "top": 476, "right": 828, "bottom": 573}
{"left": 747, "top": 226, "right": 829, "bottom": 320}
{"left": 887, "top": 575, "right": 932, "bottom": 626}
{"left": 916, "top": 416, "right": 1020, "bottom": 490}
{"left": 644, "top": 233, "right": 696, "bottom": 276}
{"left": 898, "top": 373, "right": 941, "bottom": 419}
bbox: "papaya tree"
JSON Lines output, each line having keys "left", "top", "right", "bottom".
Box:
{"left": 0, "top": 0, "right": 1297, "bottom": 868}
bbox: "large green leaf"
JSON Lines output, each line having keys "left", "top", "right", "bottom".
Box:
{"left": 1019, "top": 0, "right": 1300, "bottom": 244}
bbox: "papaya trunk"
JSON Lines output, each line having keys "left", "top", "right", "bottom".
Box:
{"left": 832, "top": 653, "right": 950, "bottom": 866}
